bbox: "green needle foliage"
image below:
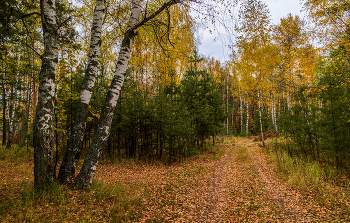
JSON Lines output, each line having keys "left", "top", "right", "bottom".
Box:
{"left": 279, "top": 46, "right": 350, "bottom": 168}
{"left": 108, "top": 68, "right": 225, "bottom": 162}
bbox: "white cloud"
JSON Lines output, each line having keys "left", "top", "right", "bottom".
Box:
{"left": 197, "top": 29, "right": 229, "bottom": 63}
{"left": 197, "top": 0, "right": 306, "bottom": 62}
{"left": 266, "top": 0, "right": 305, "bottom": 24}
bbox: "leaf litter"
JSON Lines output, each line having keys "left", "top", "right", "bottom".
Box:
{"left": 1, "top": 137, "right": 350, "bottom": 222}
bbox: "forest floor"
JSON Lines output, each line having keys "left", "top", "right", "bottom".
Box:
{"left": 0, "top": 137, "right": 350, "bottom": 222}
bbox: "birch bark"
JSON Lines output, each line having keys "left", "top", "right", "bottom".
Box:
{"left": 7, "top": 50, "right": 20, "bottom": 149}
{"left": 246, "top": 95, "right": 249, "bottom": 138}
{"left": 33, "top": 0, "right": 59, "bottom": 190}
{"left": 274, "top": 94, "right": 278, "bottom": 131}
{"left": 226, "top": 76, "right": 229, "bottom": 134}
{"left": 272, "top": 93, "right": 277, "bottom": 131}
{"left": 240, "top": 93, "right": 243, "bottom": 133}
{"left": 6, "top": 88, "right": 14, "bottom": 148}
{"left": 57, "top": 0, "right": 105, "bottom": 183}
{"left": 258, "top": 91, "right": 264, "bottom": 146}
{"left": 287, "top": 90, "right": 291, "bottom": 110}
{"left": 74, "top": 0, "right": 143, "bottom": 190}
{"left": 2, "top": 67, "right": 6, "bottom": 146}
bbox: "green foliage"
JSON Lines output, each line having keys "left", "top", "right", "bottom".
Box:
{"left": 0, "top": 143, "right": 33, "bottom": 163}
{"left": 279, "top": 46, "right": 350, "bottom": 168}
{"left": 180, "top": 69, "right": 225, "bottom": 143}
{"left": 253, "top": 109, "right": 274, "bottom": 133}
{"left": 264, "top": 142, "right": 350, "bottom": 213}
{"left": 109, "top": 68, "right": 225, "bottom": 162}
{"left": 229, "top": 124, "right": 238, "bottom": 136}
{"left": 239, "top": 125, "right": 251, "bottom": 137}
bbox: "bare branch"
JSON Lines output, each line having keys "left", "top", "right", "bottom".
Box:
{"left": 131, "top": 0, "right": 182, "bottom": 31}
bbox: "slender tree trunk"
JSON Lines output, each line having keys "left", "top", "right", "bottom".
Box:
{"left": 74, "top": 0, "right": 143, "bottom": 190}
{"left": 32, "top": 40, "right": 37, "bottom": 117}
{"left": 57, "top": 0, "right": 105, "bottom": 183}
{"left": 232, "top": 96, "right": 234, "bottom": 125}
{"left": 226, "top": 76, "right": 229, "bottom": 134}
{"left": 273, "top": 93, "right": 277, "bottom": 131}
{"left": 7, "top": 50, "right": 20, "bottom": 149}
{"left": 54, "top": 112, "right": 59, "bottom": 180}
{"left": 287, "top": 90, "right": 291, "bottom": 110}
{"left": 26, "top": 49, "right": 33, "bottom": 150}
{"left": 240, "top": 93, "right": 243, "bottom": 133}
{"left": 258, "top": 91, "right": 264, "bottom": 146}
{"left": 33, "top": 0, "right": 59, "bottom": 190}
{"left": 246, "top": 95, "right": 249, "bottom": 138}
{"left": 6, "top": 87, "right": 13, "bottom": 149}
{"left": 2, "top": 68, "right": 6, "bottom": 146}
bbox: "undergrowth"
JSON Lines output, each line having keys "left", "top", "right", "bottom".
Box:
{"left": 263, "top": 139, "right": 350, "bottom": 214}
{"left": 0, "top": 143, "right": 33, "bottom": 163}
{"left": 0, "top": 180, "right": 146, "bottom": 222}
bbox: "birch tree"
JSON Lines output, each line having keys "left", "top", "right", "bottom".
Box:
{"left": 74, "top": 0, "right": 185, "bottom": 190}
{"left": 57, "top": 0, "right": 105, "bottom": 183}
{"left": 258, "top": 91, "right": 264, "bottom": 145}
{"left": 6, "top": 47, "right": 20, "bottom": 149}
{"left": 33, "top": 0, "right": 59, "bottom": 190}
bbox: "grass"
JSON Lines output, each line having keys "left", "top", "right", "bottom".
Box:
{"left": 265, "top": 141, "right": 347, "bottom": 188}
{"left": 263, "top": 139, "right": 350, "bottom": 216}
{"left": 0, "top": 180, "right": 146, "bottom": 222}
{"left": 236, "top": 147, "right": 251, "bottom": 163}
{"left": 0, "top": 143, "right": 33, "bottom": 163}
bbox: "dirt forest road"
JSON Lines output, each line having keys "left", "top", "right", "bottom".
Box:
{"left": 192, "top": 137, "right": 342, "bottom": 222}
{"left": 1, "top": 137, "right": 348, "bottom": 222}
{"left": 92, "top": 136, "right": 347, "bottom": 222}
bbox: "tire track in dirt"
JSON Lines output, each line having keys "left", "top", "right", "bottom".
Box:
{"left": 226, "top": 142, "right": 281, "bottom": 222}
{"left": 242, "top": 139, "right": 311, "bottom": 222}
{"left": 194, "top": 152, "right": 229, "bottom": 222}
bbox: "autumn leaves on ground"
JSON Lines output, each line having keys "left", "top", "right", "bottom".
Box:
{"left": 1, "top": 137, "right": 350, "bottom": 222}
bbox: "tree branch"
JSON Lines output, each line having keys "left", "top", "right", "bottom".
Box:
{"left": 24, "top": 40, "right": 41, "bottom": 58}
{"left": 131, "top": 0, "right": 181, "bottom": 31}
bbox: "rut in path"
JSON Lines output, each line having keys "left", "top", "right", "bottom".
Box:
{"left": 194, "top": 153, "right": 229, "bottom": 222}
{"left": 243, "top": 139, "right": 309, "bottom": 222}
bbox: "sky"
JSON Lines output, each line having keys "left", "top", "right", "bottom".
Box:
{"left": 197, "top": 0, "right": 306, "bottom": 63}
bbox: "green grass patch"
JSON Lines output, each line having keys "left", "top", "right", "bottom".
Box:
{"left": 263, "top": 142, "right": 350, "bottom": 216}
{"left": 0, "top": 180, "right": 146, "bottom": 222}
{"left": 0, "top": 143, "right": 33, "bottom": 163}
{"left": 236, "top": 147, "right": 251, "bottom": 163}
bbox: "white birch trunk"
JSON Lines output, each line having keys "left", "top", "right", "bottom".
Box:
{"left": 58, "top": 0, "right": 105, "bottom": 183}
{"left": 258, "top": 91, "right": 264, "bottom": 146}
{"left": 33, "top": 0, "right": 59, "bottom": 190}
{"left": 2, "top": 66, "right": 6, "bottom": 146}
{"left": 273, "top": 93, "right": 277, "bottom": 131}
{"left": 287, "top": 90, "right": 291, "bottom": 110}
{"left": 7, "top": 49, "right": 20, "bottom": 148}
{"left": 226, "top": 76, "right": 229, "bottom": 134}
{"left": 74, "top": 0, "right": 185, "bottom": 189}
{"left": 246, "top": 95, "right": 249, "bottom": 138}
{"left": 232, "top": 95, "right": 234, "bottom": 125}
{"left": 270, "top": 94, "right": 274, "bottom": 127}
{"left": 74, "top": 0, "right": 143, "bottom": 190}
{"left": 240, "top": 93, "right": 243, "bottom": 133}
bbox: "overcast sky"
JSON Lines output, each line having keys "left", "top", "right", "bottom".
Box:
{"left": 197, "top": 0, "right": 306, "bottom": 63}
